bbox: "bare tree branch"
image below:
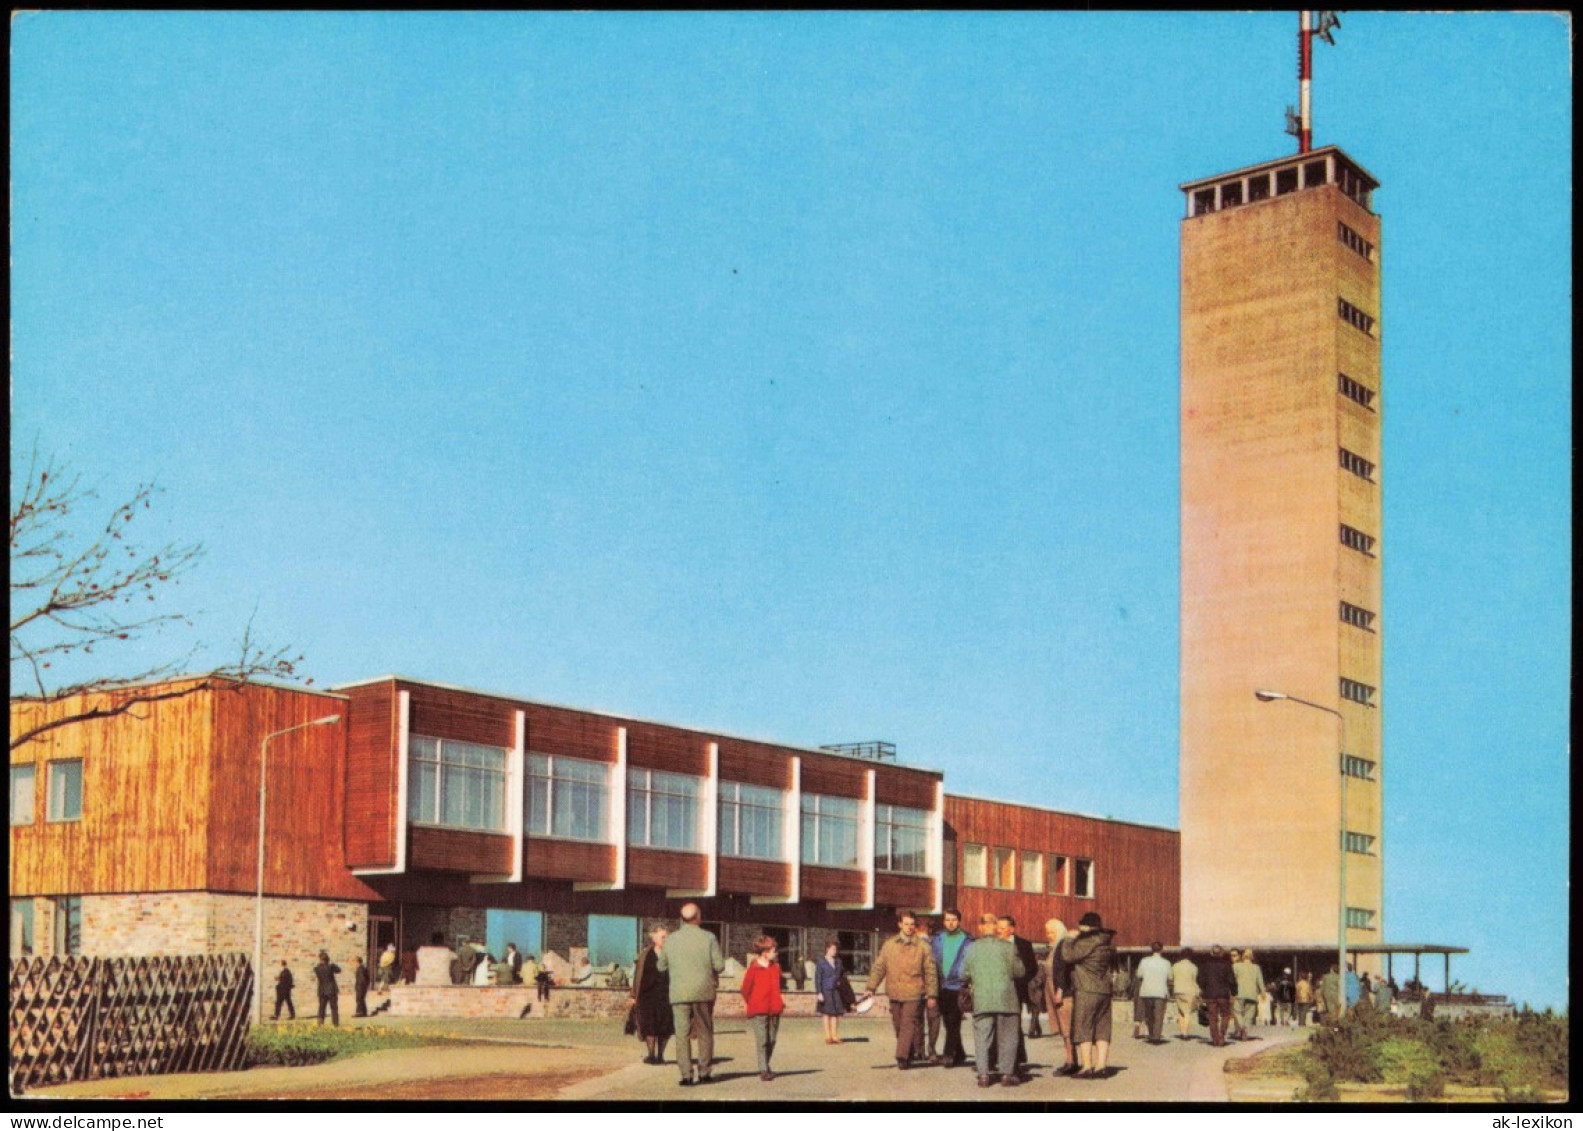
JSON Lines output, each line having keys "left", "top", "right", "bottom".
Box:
{"left": 10, "top": 448, "right": 307, "bottom": 750}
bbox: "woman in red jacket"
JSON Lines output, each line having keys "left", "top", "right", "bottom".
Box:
{"left": 740, "top": 936, "right": 786, "bottom": 1081}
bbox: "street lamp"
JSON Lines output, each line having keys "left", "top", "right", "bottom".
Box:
{"left": 255, "top": 713, "right": 341, "bottom": 1024}
{"left": 1254, "top": 689, "right": 1350, "bottom": 1016}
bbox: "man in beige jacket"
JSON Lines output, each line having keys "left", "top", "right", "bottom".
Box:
{"left": 865, "top": 910, "right": 939, "bottom": 1070}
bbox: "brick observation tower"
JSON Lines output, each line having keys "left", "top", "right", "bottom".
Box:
{"left": 1177, "top": 25, "right": 1385, "bottom": 957}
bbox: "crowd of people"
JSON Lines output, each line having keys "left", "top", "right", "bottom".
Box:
{"left": 620, "top": 905, "right": 1405, "bottom": 1088}
{"left": 268, "top": 907, "right": 1405, "bottom": 1089}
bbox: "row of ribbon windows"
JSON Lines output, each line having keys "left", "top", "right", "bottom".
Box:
{"left": 406, "top": 738, "right": 929, "bottom": 873}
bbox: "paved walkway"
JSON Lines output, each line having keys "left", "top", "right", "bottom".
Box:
{"left": 29, "top": 1016, "right": 1311, "bottom": 1104}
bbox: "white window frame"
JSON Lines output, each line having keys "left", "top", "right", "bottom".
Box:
{"left": 53, "top": 895, "right": 82, "bottom": 955}
{"left": 1019, "top": 851, "right": 1045, "bottom": 893}
{"left": 991, "top": 846, "right": 1016, "bottom": 891}
{"left": 874, "top": 803, "right": 929, "bottom": 875}
{"left": 1074, "top": 856, "right": 1096, "bottom": 899}
{"left": 407, "top": 735, "right": 509, "bottom": 833}
{"left": 46, "top": 760, "right": 82, "bottom": 824}
{"left": 962, "top": 843, "right": 988, "bottom": 888}
{"left": 10, "top": 899, "right": 35, "bottom": 956}
{"left": 627, "top": 767, "right": 703, "bottom": 851}
{"left": 527, "top": 753, "right": 613, "bottom": 842}
{"left": 800, "top": 793, "right": 860, "bottom": 869}
{"left": 10, "top": 764, "right": 36, "bottom": 827}
{"left": 718, "top": 780, "right": 786, "bottom": 861}
{"left": 1048, "top": 853, "right": 1071, "bottom": 895}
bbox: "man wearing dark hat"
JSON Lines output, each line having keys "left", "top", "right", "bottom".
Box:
{"left": 1058, "top": 910, "right": 1116, "bottom": 1079}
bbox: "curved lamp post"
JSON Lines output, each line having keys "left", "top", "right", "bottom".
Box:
{"left": 255, "top": 713, "right": 342, "bottom": 1023}
{"left": 1254, "top": 689, "right": 1349, "bottom": 1016}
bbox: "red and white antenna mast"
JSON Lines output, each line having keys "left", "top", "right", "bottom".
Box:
{"left": 1287, "top": 11, "right": 1340, "bottom": 153}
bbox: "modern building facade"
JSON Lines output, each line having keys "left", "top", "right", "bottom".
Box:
{"left": 9, "top": 676, "right": 1180, "bottom": 981}
{"left": 1178, "top": 146, "right": 1384, "bottom": 953}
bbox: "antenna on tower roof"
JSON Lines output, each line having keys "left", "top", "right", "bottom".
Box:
{"left": 1285, "top": 10, "right": 1342, "bottom": 153}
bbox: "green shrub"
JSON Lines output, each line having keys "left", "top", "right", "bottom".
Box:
{"left": 1405, "top": 1069, "right": 1447, "bottom": 1101}
{"left": 1296, "top": 1061, "right": 1339, "bottom": 1103}
{"left": 245, "top": 1023, "right": 443, "bottom": 1068}
{"left": 1308, "top": 1009, "right": 1389, "bottom": 1082}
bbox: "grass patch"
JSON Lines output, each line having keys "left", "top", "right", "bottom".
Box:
{"left": 245, "top": 1023, "right": 471, "bottom": 1068}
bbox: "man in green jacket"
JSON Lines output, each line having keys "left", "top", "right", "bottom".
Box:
{"left": 865, "top": 910, "right": 939, "bottom": 1070}
{"left": 962, "top": 912, "right": 1026, "bottom": 1088}
{"left": 1059, "top": 911, "right": 1117, "bottom": 1078}
{"left": 656, "top": 902, "right": 725, "bottom": 1086}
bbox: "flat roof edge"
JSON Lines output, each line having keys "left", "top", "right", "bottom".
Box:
{"left": 944, "top": 789, "right": 1178, "bottom": 834}
{"left": 331, "top": 674, "right": 944, "bottom": 776}
{"left": 1179, "top": 144, "right": 1379, "bottom": 193}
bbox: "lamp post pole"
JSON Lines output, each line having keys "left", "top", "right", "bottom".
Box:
{"left": 1254, "top": 689, "right": 1349, "bottom": 1017}
{"left": 255, "top": 714, "right": 341, "bottom": 1024}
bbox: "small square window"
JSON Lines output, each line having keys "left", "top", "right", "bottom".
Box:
{"left": 10, "top": 765, "right": 36, "bottom": 827}
{"left": 1019, "top": 852, "right": 1044, "bottom": 893}
{"left": 1247, "top": 174, "right": 1270, "bottom": 202}
{"left": 53, "top": 896, "right": 82, "bottom": 955}
{"left": 1275, "top": 167, "right": 1299, "bottom": 195}
{"left": 1074, "top": 857, "right": 1095, "bottom": 899}
{"left": 962, "top": 843, "right": 988, "bottom": 888}
{"left": 47, "top": 761, "right": 83, "bottom": 823}
{"left": 1047, "top": 854, "right": 1070, "bottom": 895}
{"left": 992, "top": 847, "right": 1016, "bottom": 890}
{"left": 1220, "top": 181, "right": 1243, "bottom": 208}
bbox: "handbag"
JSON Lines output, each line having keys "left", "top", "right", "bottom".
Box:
{"left": 836, "top": 972, "right": 857, "bottom": 1010}
{"left": 623, "top": 1002, "right": 638, "bottom": 1036}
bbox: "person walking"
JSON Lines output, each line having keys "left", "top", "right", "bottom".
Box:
{"left": 455, "top": 936, "right": 480, "bottom": 986}
{"left": 353, "top": 957, "right": 371, "bottom": 1017}
{"left": 272, "top": 960, "right": 296, "bottom": 1021}
{"left": 313, "top": 950, "right": 341, "bottom": 1027}
{"left": 1233, "top": 948, "right": 1265, "bottom": 1040}
{"left": 814, "top": 937, "right": 848, "bottom": 1045}
{"left": 1319, "top": 964, "right": 1342, "bottom": 1024}
{"left": 865, "top": 910, "right": 939, "bottom": 1071}
{"left": 1059, "top": 911, "right": 1117, "bottom": 1079}
{"left": 656, "top": 902, "right": 725, "bottom": 1087}
{"left": 377, "top": 943, "right": 397, "bottom": 992}
{"left": 1273, "top": 968, "right": 1296, "bottom": 1027}
{"left": 1198, "top": 945, "right": 1237, "bottom": 1047}
{"left": 929, "top": 908, "right": 974, "bottom": 1066}
{"left": 1170, "top": 948, "right": 1201, "bottom": 1040}
{"left": 962, "top": 911, "right": 1025, "bottom": 1088}
{"left": 740, "top": 935, "right": 786, "bottom": 1082}
{"left": 1043, "top": 919, "right": 1077, "bottom": 1075}
{"left": 1001, "top": 916, "right": 1039, "bottom": 1072}
{"left": 1373, "top": 975, "right": 1394, "bottom": 1014}
{"left": 912, "top": 917, "right": 936, "bottom": 1063}
{"left": 629, "top": 922, "right": 675, "bottom": 1065}
{"left": 1135, "top": 941, "right": 1172, "bottom": 1043}
{"left": 1294, "top": 970, "right": 1315, "bottom": 1026}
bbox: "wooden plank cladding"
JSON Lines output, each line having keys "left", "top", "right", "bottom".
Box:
{"left": 717, "top": 740, "right": 794, "bottom": 790}
{"left": 627, "top": 847, "right": 708, "bottom": 891}
{"left": 874, "top": 771, "right": 938, "bottom": 810}
{"left": 9, "top": 686, "right": 214, "bottom": 896}
{"left": 798, "top": 755, "right": 869, "bottom": 799}
{"left": 717, "top": 857, "right": 791, "bottom": 898}
{"left": 625, "top": 721, "right": 706, "bottom": 775}
{"left": 343, "top": 681, "right": 398, "bottom": 870}
{"left": 874, "top": 873, "right": 934, "bottom": 912}
{"left": 406, "top": 683, "right": 514, "bottom": 748}
{"left": 523, "top": 704, "right": 617, "bottom": 762}
{"left": 408, "top": 825, "right": 514, "bottom": 875}
{"left": 525, "top": 837, "right": 617, "bottom": 884}
{"left": 800, "top": 865, "right": 865, "bottom": 904}
{"left": 205, "top": 684, "right": 365, "bottom": 899}
{"left": 944, "top": 794, "right": 1180, "bottom": 947}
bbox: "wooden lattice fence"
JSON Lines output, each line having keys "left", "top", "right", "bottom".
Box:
{"left": 9, "top": 953, "right": 254, "bottom": 1093}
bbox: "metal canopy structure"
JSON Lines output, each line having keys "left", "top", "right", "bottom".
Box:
{"left": 1111, "top": 942, "right": 1471, "bottom": 993}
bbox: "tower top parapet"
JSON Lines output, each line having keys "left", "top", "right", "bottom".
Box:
{"left": 1179, "top": 145, "right": 1378, "bottom": 219}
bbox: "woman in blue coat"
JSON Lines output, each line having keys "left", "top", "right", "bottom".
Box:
{"left": 814, "top": 938, "right": 847, "bottom": 1043}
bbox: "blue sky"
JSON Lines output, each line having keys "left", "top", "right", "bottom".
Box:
{"left": 11, "top": 13, "right": 1570, "bottom": 1010}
